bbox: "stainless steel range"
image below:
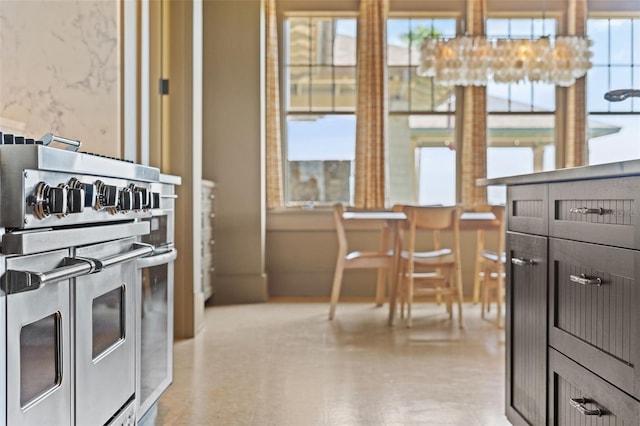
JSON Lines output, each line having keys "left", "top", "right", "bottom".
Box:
{"left": 0, "top": 133, "right": 177, "bottom": 425}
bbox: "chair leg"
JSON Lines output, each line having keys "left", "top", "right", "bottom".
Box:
{"left": 481, "top": 282, "right": 487, "bottom": 319}
{"left": 473, "top": 231, "right": 485, "bottom": 304}
{"left": 473, "top": 260, "right": 483, "bottom": 305}
{"left": 397, "top": 265, "right": 406, "bottom": 320}
{"left": 407, "top": 277, "right": 414, "bottom": 328}
{"left": 399, "top": 278, "right": 405, "bottom": 319}
{"left": 455, "top": 262, "right": 464, "bottom": 329}
{"left": 374, "top": 267, "right": 386, "bottom": 307}
{"left": 375, "top": 225, "right": 390, "bottom": 307}
{"left": 328, "top": 259, "right": 345, "bottom": 320}
{"left": 497, "top": 287, "right": 503, "bottom": 328}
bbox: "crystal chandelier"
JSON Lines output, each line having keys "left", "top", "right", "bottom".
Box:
{"left": 417, "top": 35, "right": 592, "bottom": 87}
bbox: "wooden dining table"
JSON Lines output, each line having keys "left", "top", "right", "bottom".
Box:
{"left": 342, "top": 210, "right": 497, "bottom": 326}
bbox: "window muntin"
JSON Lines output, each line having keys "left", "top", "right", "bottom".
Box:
{"left": 387, "top": 18, "right": 458, "bottom": 206}
{"left": 486, "top": 18, "right": 557, "bottom": 112}
{"left": 587, "top": 18, "right": 639, "bottom": 113}
{"left": 485, "top": 18, "right": 557, "bottom": 204}
{"left": 284, "top": 17, "right": 357, "bottom": 206}
{"left": 587, "top": 18, "right": 640, "bottom": 166}
{"left": 285, "top": 18, "right": 356, "bottom": 112}
{"left": 387, "top": 18, "right": 457, "bottom": 113}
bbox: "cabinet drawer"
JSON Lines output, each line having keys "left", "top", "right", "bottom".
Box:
{"left": 549, "top": 349, "right": 640, "bottom": 425}
{"left": 549, "top": 238, "right": 640, "bottom": 399}
{"left": 508, "top": 184, "right": 548, "bottom": 235}
{"left": 549, "top": 177, "right": 640, "bottom": 249}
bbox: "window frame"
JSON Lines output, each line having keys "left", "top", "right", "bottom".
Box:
{"left": 585, "top": 14, "right": 640, "bottom": 166}
{"left": 281, "top": 13, "right": 358, "bottom": 207}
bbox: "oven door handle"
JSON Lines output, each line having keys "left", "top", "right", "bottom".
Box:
{"left": 137, "top": 247, "right": 178, "bottom": 269}
{"left": 4, "top": 243, "right": 156, "bottom": 294}
{"left": 99, "top": 242, "right": 155, "bottom": 269}
{"left": 5, "top": 261, "right": 93, "bottom": 294}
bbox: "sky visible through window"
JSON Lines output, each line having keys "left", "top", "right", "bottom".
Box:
{"left": 287, "top": 18, "right": 640, "bottom": 206}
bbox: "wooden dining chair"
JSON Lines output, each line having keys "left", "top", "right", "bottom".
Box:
{"left": 397, "top": 205, "right": 464, "bottom": 328}
{"left": 474, "top": 205, "right": 506, "bottom": 327}
{"left": 472, "top": 205, "right": 504, "bottom": 302}
{"left": 328, "top": 203, "right": 394, "bottom": 320}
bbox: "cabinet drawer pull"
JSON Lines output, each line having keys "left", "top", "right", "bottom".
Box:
{"left": 511, "top": 257, "right": 535, "bottom": 266}
{"left": 570, "top": 273, "right": 603, "bottom": 286}
{"left": 569, "top": 207, "right": 611, "bottom": 215}
{"left": 569, "top": 398, "right": 603, "bottom": 417}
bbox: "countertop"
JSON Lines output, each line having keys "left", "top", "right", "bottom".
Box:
{"left": 159, "top": 173, "right": 182, "bottom": 185}
{"left": 477, "top": 159, "right": 640, "bottom": 186}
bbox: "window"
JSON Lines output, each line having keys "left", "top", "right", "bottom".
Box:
{"left": 387, "top": 18, "right": 457, "bottom": 206}
{"left": 486, "top": 18, "right": 557, "bottom": 205}
{"left": 587, "top": 18, "right": 640, "bottom": 165}
{"left": 284, "top": 17, "right": 357, "bottom": 206}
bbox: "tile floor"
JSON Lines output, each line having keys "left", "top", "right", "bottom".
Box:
{"left": 157, "top": 302, "right": 510, "bottom": 426}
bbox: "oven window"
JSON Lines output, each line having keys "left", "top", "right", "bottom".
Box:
{"left": 20, "top": 313, "right": 61, "bottom": 407}
{"left": 92, "top": 286, "right": 124, "bottom": 359}
{"left": 140, "top": 264, "right": 169, "bottom": 401}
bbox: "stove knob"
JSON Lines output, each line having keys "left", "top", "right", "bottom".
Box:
{"left": 133, "top": 187, "right": 148, "bottom": 210}
{"left": 118, "top": 188, "right": 133, "bottom": 212}
{"left": 133, "top": 190, "right": 144, "bottom": 210}
{"left": 67, "top": 187, "right": 85, "bottom": 214}
{"left": 50, "top": 184, "right": 68, "bottom": 216}
{"left": 67, "top": 178, "right": 88, "bottom": 213}
{"left": 31, "top": 182, "right": 67, "bottom": 218}
{"left": 95, "top": 181, "right": 119, "bottom": 209}
{"left": 82, "top": 183, "right": 95, "bottom": 207}
{"left": 150, "top": 192, "right": 161, "bottom": 209}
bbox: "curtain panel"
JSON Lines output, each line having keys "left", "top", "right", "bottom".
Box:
{"left": 354, "top": 0, "right": 389, "bottom": 210}
{"left": 265, "top": 0, "right": 284, "bottom": 209}
{"left": 461, "top": 0, "right": 488, "bottom": 209}
{"left": 562, "top": 0, "right": 588, "bottom": 168}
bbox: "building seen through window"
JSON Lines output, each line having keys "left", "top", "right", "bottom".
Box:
{"left": 282, "top": 15, "right": 640, "bottom": 207}
{"left": 284, "top": 17, "right": 356, "bottom": 206}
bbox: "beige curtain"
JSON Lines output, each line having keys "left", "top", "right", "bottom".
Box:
{"left": 562, "top": 0, "right": 588, "bottom": 167}
{"left": 354, "top": 0, "right": 388, "bottom": 209}
{"left": 460, "top": 0, "right": 487, "bottom": 209}
{"left": 265, "top": 0, "right": 284, "bottom": 208}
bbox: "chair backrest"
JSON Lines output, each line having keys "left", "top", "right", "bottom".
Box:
{"left": 489, "top": 205, "right": 506, "bottom": 228}
{"left": 333, "top": 203, "right": 348, "bottom": 257}
{"left": 401, "top": 205, "right": 462, "bottom": 253}
{"left": 402, "top": 205, "right": 461, "bottom": 231}
{"left": 490, "top": 205, "right": 506, "bottom": 255}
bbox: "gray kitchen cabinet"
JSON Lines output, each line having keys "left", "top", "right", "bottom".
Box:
{"left": 481, "top": 160, "right": 640, "bottom": 425}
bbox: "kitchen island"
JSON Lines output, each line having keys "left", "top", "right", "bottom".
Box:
{"left": 479, "top": 160, "right": 640, "bottom": 425}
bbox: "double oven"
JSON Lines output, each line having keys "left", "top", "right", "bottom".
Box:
{"left": 0, "top": 136, "right": 178, "bottom": 425}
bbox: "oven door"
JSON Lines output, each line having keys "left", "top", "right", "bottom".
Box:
{"left": 136, "top": 246, "right": 177, "bottom": 420}
{"left": 5, "top": 249, "right": 72, "bottom": 426}
{"left": 74, "top": 237, "right": 148, "bottom": 425}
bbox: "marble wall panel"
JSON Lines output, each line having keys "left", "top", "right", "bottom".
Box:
{"left": 0, "top": 0, "right": 120, "bottom": 156}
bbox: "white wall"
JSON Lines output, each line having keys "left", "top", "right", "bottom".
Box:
{"left": 0, "top": 0, "right": 120, "bottom": 156}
